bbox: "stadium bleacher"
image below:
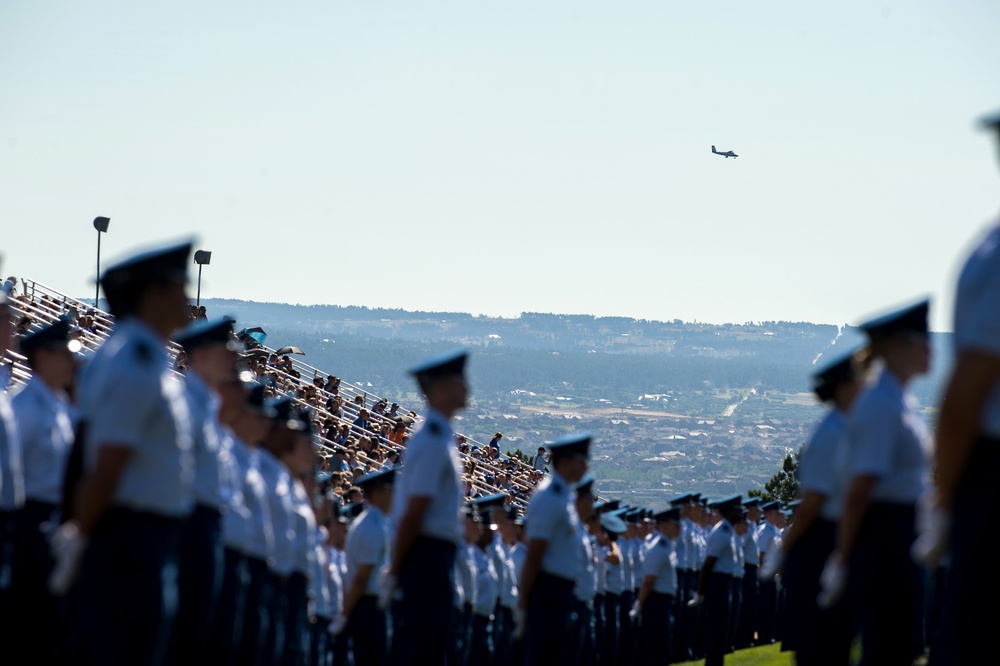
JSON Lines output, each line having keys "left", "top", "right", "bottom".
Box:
{"left": 4, "top": 277, "right": 542, "bottom": 505}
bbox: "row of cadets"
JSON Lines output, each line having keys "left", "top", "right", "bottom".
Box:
{"left": 585, "top": 498, "right": 612, "bottom": 666}
{"left": 736, "top": 496, "right": 761, "bottom": 650}
{"left": 755, "top": 498, "right": 784, "bottom": 645}
{"left": 324, "top": 500, "right": 349, "bottom": 666}
{"left": 931, "top": 107, "right": 1000, "bottom": 665}
{"left": 7, "top": 318, "right": 77, "bottom": 660}
{"left": 519, "top": 432, "right": 591, "bottom": 666}
{"left": 671, "top": 492, "right": 699, "bottom": 662}
{"left": 469, "top": 493, "right": 502, "bottom": 665}
{"left": 481, "top": 492, "right": 519, "bottom": 665}
{"left": 51, "top": 242, "right": 196, "bottom": 665}
{"left": 820, "top": 299, "right": 933, "bottom": 665}
{"left": 598, "top": 506, "right": 627, "bottom": 665}
{"left": 0, "top": 272, "right": 18, "bottom": 627}
{"left": 630, "top": 506, "right": 681, "bottom": 666}
{"left": 617, "top": 507, "right": 638, "bottom": 663}
{"left": 337, "top": 467, "right": 395, "bottom": 665}
{"left": 306, "top": 491, "right": 337, "bottom": 666}
{"left": 384, "top": 349, "right": 468, "bottom": 665}
{"left": 285, "top": 407, "right": 320, "bottom": 666}
{"left": 170, "top": 315, "right": 243, "bottom": 666}
{"left": 765, "top": 347, "right": 868, "bottom": 665}
{"left": 455, "top": 504, "right": 479, "bottom": 666}
{"left": 689, "top": 494, "right": 744, "bottom": 666}
{"left": 226, "top": 381, "right": 279, "bottom": 666}
{"left": 572, "top": 475, "right": 598, "bottom": 665}
{"left": 0, "top": 262, "right": 19, "bottom": 636}
{"left": 256, "top": 395, "right": 306, "bottom": 664}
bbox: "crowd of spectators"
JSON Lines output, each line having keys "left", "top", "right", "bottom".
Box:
{"left": 5, "top": 277, "right": 552, "bottom": 511}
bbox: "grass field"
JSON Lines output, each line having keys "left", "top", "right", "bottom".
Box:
{"left": 675, "top": 644, "right": 795, "bottom": 666}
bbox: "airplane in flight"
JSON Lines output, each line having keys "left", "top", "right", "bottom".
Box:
{"left": 711, "top": 145, "right": 738, "bottom": 158}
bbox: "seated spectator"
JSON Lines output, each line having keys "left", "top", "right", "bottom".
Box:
{"left": 324, "top": 375, "right": 340, "bottom": 394}
{"left": 388, "top": 402, "right": 400, "bottom": 418}
{"left": 352, "top": 408, "right": 371, "bottom": 434}
{"left": 344, "top": 486, "right": 363, "bottom": 504}
{"left": 372, "top": 398, "right": 387, "bottom": 415}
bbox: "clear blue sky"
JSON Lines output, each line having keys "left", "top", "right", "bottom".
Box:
{"left": 2, "top": 1, "right": 998, "bottom": 331}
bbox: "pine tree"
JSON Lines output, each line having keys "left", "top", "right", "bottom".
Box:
{"left": 747, "top": 448, "right": 800, "bottom": 503}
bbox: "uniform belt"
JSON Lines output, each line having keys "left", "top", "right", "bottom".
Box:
{"left": 650, "top": 591, "right": 676, "bottom": 599}
{"left": 538, "top": 571, "right": 576, "bottom": 590}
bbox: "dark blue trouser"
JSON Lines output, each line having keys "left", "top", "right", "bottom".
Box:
{"left": 938, "top": 436, "right": 1000, "bottom": 666}
{"left": 728, "top": 575, "right": 743, "bottom": 652}
{"left": 573, "top": 601, "right": 594, "bottom": 666}
{"left": 310, "top": 615, "right": 332, "bottom": 666}
{"left": 454, "top": 603, "right": 474, "bottom": 666}
{"left": 593, "top": 594, "right": 605, "bottom": 666}
{"left": 757, "top": 578, "right": 778, "bottom": 644}
{"left": 170, "top": 503, "right": 223, "bottom": 666}
{"left": 850, "top": 503, "right": 923, "bottom": 666}
{"left": 348, "top": 595, "right": 387, "bottom": 666}
{"left": 673, "top": 570, "right": 693, "bottom": 661}
{"left": 9, "top": 500, "right": 61, "bottom": 663}
{"left": 471, "top": 613, "right": 494, "bottom": 666}
{"left": 618, "top": 589, "right": 634, "bottom": 665}
{"left": 492, "top": 605, "right": 512, "bottom": 666}
{"left": 0, "top": 509, "right": 16, "bottom": 631}
{"left": 393, "top": 536, "right": 456, "bottom": 666}
{"left": 737, "top": 565, "right": 758, "bottom": 648}
{"left": 209, "top": 547, "right": 248, "bottom": 666}
{"left": 601, "top": 592, "right": 620, "bottom": 666}
{"left": 283, "top": 572, "right": 309, "bottom": 666}
{"left": 639, "top": 592, "right": 674, "bottom": 666}
{"left": 524, "top": 572, "right": 575, "bottom": 666}
{"left": 76, "top": 508, "right": 183, "bottom": 666}
{"left": 783, "top": 518, "right": 852, "bottom": 666}
{"left": 703, "top": 572, "right": 734, "bottom": 666}
{"left": 239, "top": 556, "right": 273, "bottom": 666}
{"left": 264, "top": 573, "right": 289, "bottom": 666}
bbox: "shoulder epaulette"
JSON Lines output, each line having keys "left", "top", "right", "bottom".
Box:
{"left": 428, "top": 421, "right": 442, "bottom": 435}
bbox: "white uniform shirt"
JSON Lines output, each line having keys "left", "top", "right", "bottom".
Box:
{"left": 575, "top": 520, "right": 596, "bottom": 603}
{"left": 290, "top": 480, "right": 317, "bottom": 576}
{"left": 12, "top": 376, "right": 74, "bottom": 505}
{"left": 0, "top": 391, "right": 22, "bottom": 510}
{"left": 80, "top": 319, "right": 194, "bottom": 517}
{"left": 741, "top": 521, "right": 759, "bottom": 566}
{"left": 391, "top": 409, "right": 463, "bottom": 543}
{"left": 326, "top": 545, "right": 345, "bottom": 617}
{"left": 472, "top": 544, "right": 498, "bottom": 618}
{"left": 954, "top": 222, "right": 1000, "bottom": 435}
{"left": 492, "top": 533, "right": 518, "bottom": 609}
{"left": 258, "top": 448, "right": 296, "bottom": 575}
{"left": 225, "top": 442, "right": 273, "bottom": 561}
{"left": 457, "top": 543, "right": 477, "bottom": 610}
{"left": 183, "top": 371, "right": 225, "bottom": 510}
{"left": 605, "top": 545, "right": 625, "bottom": 595}
{"left": 524, "top": 472, "right": 581, "bottom": 580}
{"left": 757, "top": 522, "right": 781, "bottom": 562}
{"left": 310, "top": 527, "right": 333, "bottom": 618}
{"left": 848, "top": 369, "right": 930, "bottom": 505}
{"left": 345, "top": 504, "right": 391, "bottom": 597}
{"left": 799, "top": 408, "right": 850, "bottom": 521}
{"left": 706, "top": 519, "right": 739, "bottom": 575}
{"left": 508, "top": 541, "right": 526, "bottom": 587}
{"left": 642, "top": 534, "right": 678, "bottom": 595}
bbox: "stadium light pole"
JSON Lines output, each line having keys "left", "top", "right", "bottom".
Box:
{"left": 93, "top": 216, "right": 111, "bottom": 307}
{"left": 194, "top": 250, "right": 212, "bottom": 306}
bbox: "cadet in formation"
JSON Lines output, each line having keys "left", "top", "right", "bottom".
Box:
{"left": 386, "top": 350, "right": 468, "bottom": 665}
{"left": 519, "top": 432, "right": 591, "bottom": 666}
{"left": 823, "top": 299, "right": 932, "bottom": 666}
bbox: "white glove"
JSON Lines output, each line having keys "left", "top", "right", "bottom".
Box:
{"left": 628, "top": 601, "right": 642, "bottom": 619}
{"left": 911, "top": 506, "right": 951, "bottom": 566}
{"left": 512, "top": 608, "right": 527, "bottom": 640}
{"left": 49, "top": 522, "right": 88, "bottom": 595}
{"left": 758, "top": 549, "right": 786, "bottom": 581}
{"left": 686, "top": 592, "right": 704, "bottom": 608}
{"left": 327, "top": 613, "right": 347, "bottom": 636}
{"left": 376, "top": 571, "right": 397, "bottom": 611}
{"left": 817, "top": 554, "right": 846, "bottom": 609}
